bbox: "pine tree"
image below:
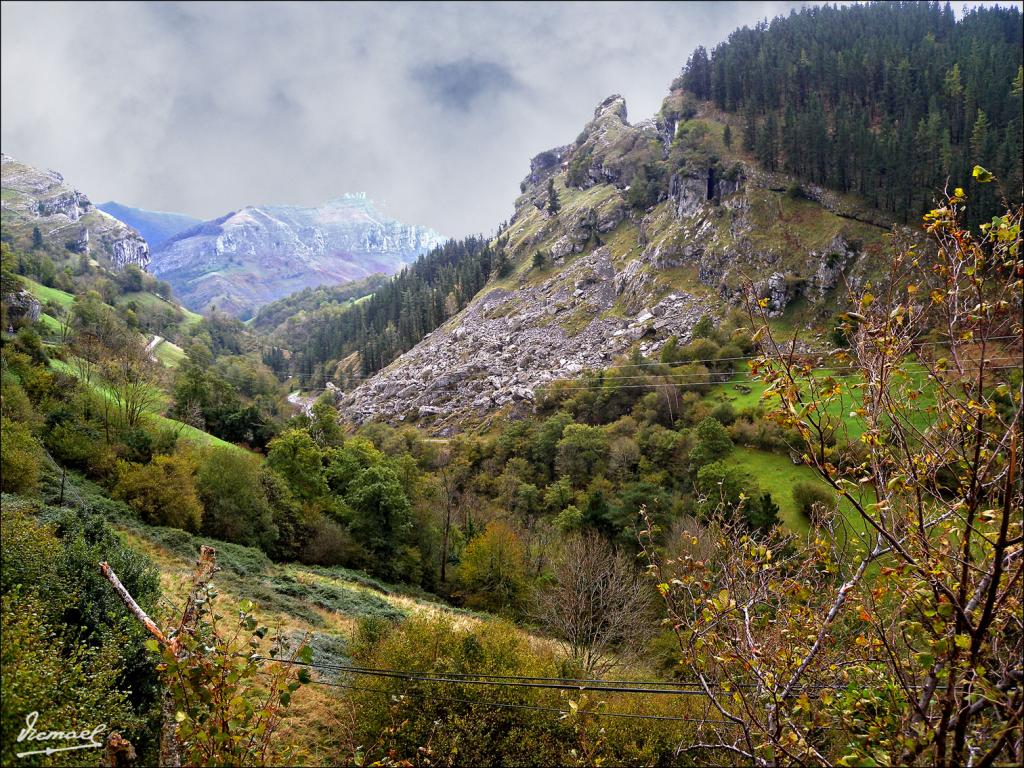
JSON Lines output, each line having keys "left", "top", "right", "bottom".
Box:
{"left": 547, "top": 177, "right": 560, "bottom": 214}
{"left": 742, "top": 109, "right": 757, "bottom": 152}
{"left": 722, "top": 124, "right": 732, "bottom": 148}
{"left": 31, "top": 226, "right": 43, "bottom": 250}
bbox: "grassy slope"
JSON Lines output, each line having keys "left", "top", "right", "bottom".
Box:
{"left": 153, "top": 339, "right": 187, "bottom": 368}
{"left": 726, "top": 448, "right": 864, "bottom": 536}
{"left": 20, "top": 276, "right": 75, "bottom": 309}
{"left": 21, "top": 277, "right": 202, "bottom": 349}
{"left": 117, "top": 520, "right": 482, "bottom": 636}
{"left": 36, "top": 313, "right": 64, "bottom": 335}
{"left": 49, "top": 358, "right": 244, "bottom": 452}
{"left": 115, "top": 290, "right": 203, "bottom": 329}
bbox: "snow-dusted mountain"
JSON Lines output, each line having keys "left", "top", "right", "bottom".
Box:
{"left": 150, "top": 193, "right": 444, "bottom": 318}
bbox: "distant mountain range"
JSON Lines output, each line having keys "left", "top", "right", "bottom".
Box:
{"left": 97, "top": 202, "right": 201, "bottom": 250}
{"left": 102, "top": 194, "right": 444, "bottom": 319}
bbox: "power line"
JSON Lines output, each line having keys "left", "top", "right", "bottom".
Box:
{"left": 521, "top": 365, "right": 1023, "bottom": 393}
{"left": 535, "top": 364, "right": 1023, "bottom": 388}
{"left": 285, "top": 361, "right": 1022, "bottom": 393}
{"left": 282, "top": 339, "right": 1021, "bottom": 389}
{"left": 261, "top": 671, "right": 742, "bottom": 725}
{"left": 279, "top": 335, "right": 1021, "bottom": 383}
{"left": 276, "top": 335, "right": 1019, "bottom": 385}
{"left": 256, "top": 656, "right": 854, "bottom": 696}
{"left": 254, "top": 666, "right": 850, "bottom": 731}
{"left": 258, "top": 657, "right": 710, "bottom": 689}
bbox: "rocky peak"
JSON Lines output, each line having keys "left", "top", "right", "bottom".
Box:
{"left": 525, "top": 145, "right": 572, "bottom": 188}
{"left": 593, "top": 94, "right": 628, "bottom": 123}
{"left": 341, "top": 87, "right": 892, "bottom": 432}
{"left": 0, "top": 153, "right": 150, "bottom": 270}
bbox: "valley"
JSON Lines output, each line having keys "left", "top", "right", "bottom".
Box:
{"left": 1, "top": 2, "right": 1021, "bottom": 766}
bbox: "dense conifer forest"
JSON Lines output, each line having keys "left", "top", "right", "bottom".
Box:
{"left": 270, "top": 236, "right": 495, "bottom": 385}
{"left": 680, "top": 1, "right": 1023, "bottom": 223}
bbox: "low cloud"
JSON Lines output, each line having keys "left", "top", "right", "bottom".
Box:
{"left": 412, "top": 58, "right": 521, "bottom": 112}
{"left": 2, "top": 1, "right": 1006, "bottom": 236}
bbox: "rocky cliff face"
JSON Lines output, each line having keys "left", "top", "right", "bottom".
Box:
{"left": 1, "top": 154, "right": 150, "bottom": 270}
{"left": 339, "top": 91, "right": 893, "bottom": 432}
{"left": 2, "top": 288, "right": 42, "bottom": 329}
{"left": 342, "top": 245, "right": 709, "bottom": 432}
{"left": 150, "top": 194, "right": 443, "bottom": 318}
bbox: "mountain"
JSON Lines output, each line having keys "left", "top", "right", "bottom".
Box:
{"left": 149, "top": 194, "right": 444, "bottom": 318}
{"left": 0, "top": 153, "right": 149, "bottom": 270}
{"left": 98, "top": 201, "right": 201, "bottom": 250}
{"left": 330, "top": 2, "right": 1023, "bottom": 433}
{"left": 336, "top": 93, "right": 890, "bottom": 432}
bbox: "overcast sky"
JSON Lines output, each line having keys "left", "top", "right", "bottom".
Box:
{"left": 0, "top": 2, "right": 1015, "bottom": 237}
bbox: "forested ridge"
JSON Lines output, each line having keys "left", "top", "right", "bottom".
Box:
{"left": 680, "top": 1, "right": 1023, "bottom": 223}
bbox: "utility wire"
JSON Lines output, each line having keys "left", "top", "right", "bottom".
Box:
{"left": 260, "top": 671, "right": 745, "bottom": 729}
{"left": 254, "top": 667, "right": 844, "bottom": 730}
{"left": 257, "top": 656, "right": 715, "bottom": 689}
{"left": 283, "top": 339, "right": 1022, "bottom": 387}
{"left": 527, "top": 364, "right": 1023, "bottom": 391}
{"left": 256, "top": 656, "right": 856, "bottom": 696}
{"left": 280, "top": 336, "right": 1021, "bottom": 383}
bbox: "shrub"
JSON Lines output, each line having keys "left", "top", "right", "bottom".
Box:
{"left": 694, "top": 460, "right": 753, "bottom": 517}
{"left": 45, "top": 418, "right": 104, "bottom": 469}
{"left": 300, "top": 512, "right": 367, "bottom": 568}
{"left": 688, "top": 416, "right": 734, "bottom": 470}
{"left": 345, "top": 616, "right": 568, "bottom": 766}
{"left": 195, "top": 447, "right": 277, "bottom": 549}
{"left": 113, "top": 453, "right": 203, "bottom": 531}
{"left": 710, "top": 401, "right": 736, "bottom": 425}
{"left": 341, "top": 614, "right": 698, "bottom": 765}
{"left": 0, "top": 373, "right": 34, "bottom": 423}
{"left": 792, "top": 481, "right": 837, "bottom": 524}
{"left": 1, "top": 500, "right": 161, "bottom": 763}
{"left": 0, "top": 420, "right": 42, "bottom": 494}
{"left": 1, "top": 591, "right": 142, "bottom": 767}
{"left": 457, "top": 521, "right": 529, "bottom": 615}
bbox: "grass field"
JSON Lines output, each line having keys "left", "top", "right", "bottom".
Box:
{"left": 36, "top": 312, "right": 64, "bottom": 335}
{"left": 49, "top": 357, "right": 244, "bottom": 453}
{"left": 116, "top": 290, "right": 204, "bottom": 331}
{"left": 726, "top": 447, "right": 871, "bottom": 563}
{"left": 20, "top": 276, "right": 75, "bottom": 309}
{"left": 153, "top": 338, "right": 187, "bottom": 368}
